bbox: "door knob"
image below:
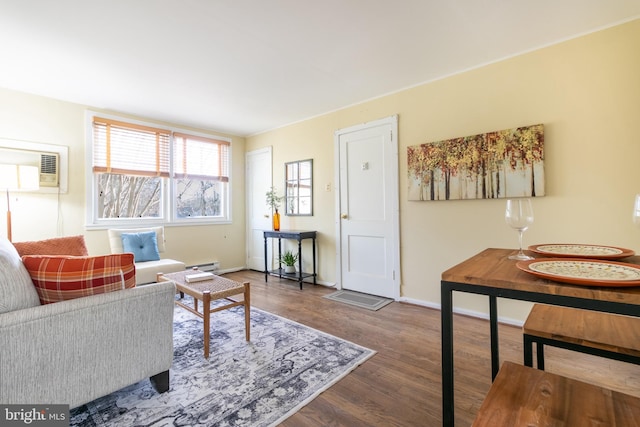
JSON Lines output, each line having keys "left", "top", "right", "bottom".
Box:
{"left": 341, "top": 214, "right": 348, "bottom": 219}
{"left": 264, "top": 214, "right": 269, "bottom": 218}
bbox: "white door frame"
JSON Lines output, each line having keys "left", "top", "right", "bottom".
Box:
{"left": 333, "top": 115, "right": 400, "bottom": 299}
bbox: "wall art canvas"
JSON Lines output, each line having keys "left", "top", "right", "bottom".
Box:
{"left": 407, "top": 124, "right": 544, "bottom": 201}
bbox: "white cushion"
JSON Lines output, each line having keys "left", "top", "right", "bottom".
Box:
{"left": 108, "top": 227, "right": 167, "bottom": 254}
{"left": 135, "top": 259, "right": 185, "bottom": 285}
{"left": 0, "top": 237, "right": 41, "bottom": 313}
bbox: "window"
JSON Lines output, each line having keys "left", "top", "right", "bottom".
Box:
{"left": 88, "top": 113, "right": 231, "bottom": 226}
{"left": 173, "top": 133, "right": 230, "bottom": 219}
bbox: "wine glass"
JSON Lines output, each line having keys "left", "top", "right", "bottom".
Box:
{"left": 633, "top": 194, "right": 640, "bottom": 227}
{"left": 505, "top": 198, "right": 534, "bottom": 260}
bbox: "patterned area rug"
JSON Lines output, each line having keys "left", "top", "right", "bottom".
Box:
{"left": 70, "top": 303, "right": 375, "bottom": 427}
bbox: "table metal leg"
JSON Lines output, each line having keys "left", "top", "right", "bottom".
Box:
{"left": 277, "top": 238, "right": 282, "bottom": 278}
{"left": 441, "top": 282, "right": 455, "bottom": 427}
{"left": 523, "top": 334, "right": 534, "bottom": 367}
{"left": 489, "top": 295, "right": 499, "bottom": 380}
{"left": 264, "top": 236, "right": 268, "bottom": 282}
{"left": 312, "top": 237, "right": 317, "bottom": 285}
{"left": 536, "top": 343, "right": 545, "bottom": 370}
{"left": 297, "top": 239, "right": 303, "bottom": 289}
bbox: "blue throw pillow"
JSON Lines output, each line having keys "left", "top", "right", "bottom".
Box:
{"left": 121, "top": 231, "right": 160, "bottom": 262}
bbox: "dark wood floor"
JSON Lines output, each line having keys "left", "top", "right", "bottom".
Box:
{"left": 222, "top": 270, "right": 640, "bottom": 426}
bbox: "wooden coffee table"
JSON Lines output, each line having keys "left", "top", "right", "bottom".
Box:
{"left": 158, "top": 270, "right": 250, "bottom": 358}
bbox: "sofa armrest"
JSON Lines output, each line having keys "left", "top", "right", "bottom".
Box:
{"left": 0, "top": 280, "right": 176, "bottom": 408}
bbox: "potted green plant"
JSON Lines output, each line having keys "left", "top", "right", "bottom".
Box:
{"left": 265, "top": 187, "right": 283, "bottom": 231}
{"left": 279, "top": 250, "right": 298, "bottom": 273}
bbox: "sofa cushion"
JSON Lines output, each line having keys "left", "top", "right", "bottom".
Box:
{"left": 22, "top": 253, "right": 136, "bottom": 304}
{"left": 108, "top": 227, "right": 167, "bottom": 254}
{"left": 0, "top": 237, "right": 40, "bottom": 313}
{"left": 135, "top": 258, "right": 186, "bottom": 285}
{"left": 12, "top": 235, "right": 89, "bottom": 257}
{"left": 121, "top": 231, "right": 161, "bottom": 262}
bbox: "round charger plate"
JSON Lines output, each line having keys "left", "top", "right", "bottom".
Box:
{"left": 516, "top": 258, "right": 640, "bottom": 287}
{"left": 528, "top": 244, "right": 635, "bottom": 260}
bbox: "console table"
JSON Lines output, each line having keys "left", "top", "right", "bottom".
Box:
{"left": 264, "top": 230, "right": 317, "bottom": 289}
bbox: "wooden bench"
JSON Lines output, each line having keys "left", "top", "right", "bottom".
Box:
{"left": 473, "top": 361, "right": 640, "bottom": 426}
{"left": 523, "top": 304, "right": 640, "bottom": 370}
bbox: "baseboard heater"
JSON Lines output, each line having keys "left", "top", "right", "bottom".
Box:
{"left": 186, "top": 262, "right": 220, "bottom": 273}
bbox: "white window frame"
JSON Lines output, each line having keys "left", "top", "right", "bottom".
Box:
{"left": 85, "top": 111, "right": 232, "bottom": 228}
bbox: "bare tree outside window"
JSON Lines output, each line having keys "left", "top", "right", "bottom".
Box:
{"left": 176, "top": 179, "right": 222, "bottom": 218}
{"left": 97, "top": 174, "right": 161, "bottom": 218}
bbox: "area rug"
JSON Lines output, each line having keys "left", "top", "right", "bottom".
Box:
{"left": 324, "top": 289, "right": 393, "bottom": 311}
{"left": 70, "top": 303, "right": 375, "bottom": 427}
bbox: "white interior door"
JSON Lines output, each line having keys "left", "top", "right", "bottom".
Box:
{"left": 335, "top": 115, "right": 400, "bottom": 299}
{"left": 246, "top": 147, "right": 272, "bottom": 271}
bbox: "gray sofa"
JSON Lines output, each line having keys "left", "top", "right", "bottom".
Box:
{"left": 0, "top": 236, "right": 176, "bottom": 409}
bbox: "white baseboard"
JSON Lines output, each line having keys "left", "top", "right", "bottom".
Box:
{"left": 220, "top": 267, "right": 336, "bottom": 288}
{"left": 221, "top": 268, "right": 525, "bottom": 326}
{"left": 398, "top": 296, "right": 524, "bottom": 327}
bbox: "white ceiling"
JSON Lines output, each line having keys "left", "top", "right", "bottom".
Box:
{"left": 0, "top": 1, "right": 638, "bottom": 137}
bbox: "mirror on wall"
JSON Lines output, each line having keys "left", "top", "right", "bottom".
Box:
{"left": 285, "top": 159, "right": 313, "bottom": 216}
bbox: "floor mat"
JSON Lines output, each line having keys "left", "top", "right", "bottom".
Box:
{"left": 324, "top": 289, "right": 393, "bottom": 311}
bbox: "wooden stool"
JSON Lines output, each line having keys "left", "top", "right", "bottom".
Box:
{"left": 473, "top": 361, "right": 640, "bottom": 426}
{"left": 523, "top": 304, "right": 640, "bottom": 370}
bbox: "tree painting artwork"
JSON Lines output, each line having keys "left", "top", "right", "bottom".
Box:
{"left": 407, "top": 124, "right": 544, "bottom": 201}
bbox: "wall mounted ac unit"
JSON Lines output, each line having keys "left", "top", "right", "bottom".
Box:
{"left": 0, "top": 140, "right": 68, "bottom": 193}
{"left": 39, "top": 152, "right": 59, "bottom": 188}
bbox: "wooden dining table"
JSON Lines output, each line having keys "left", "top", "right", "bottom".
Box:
{"left": 441, "top": 248, "right": 640, "bottom": 427}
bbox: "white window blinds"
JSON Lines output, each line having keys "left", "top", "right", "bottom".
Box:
{"left": 92, "top": 117, "right": 171, "bottom": 177}
{"left": 173, "top": 133, "right": 230, "bottom": 182}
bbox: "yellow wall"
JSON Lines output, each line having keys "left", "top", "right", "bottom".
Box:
{"left": 0, "top": 89, "right": 248, "bottom": 272}
{"left": 247, "top": 19, "right": 640, "bottom": 322}
{"left": 1, "top": 20, "right": 639, "bottom": 322}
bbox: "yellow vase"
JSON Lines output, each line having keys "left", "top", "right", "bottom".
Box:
{"left": 272, "top": 209, "right": 280, "bottom": 231}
